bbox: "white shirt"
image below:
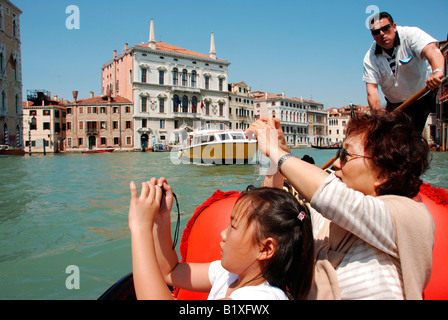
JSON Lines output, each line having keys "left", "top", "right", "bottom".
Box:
{"left": 207, "top": 260, "right": 289, "bottom": 300}
{"left": 362, "top": 26, "right": 437, "bottom": 103}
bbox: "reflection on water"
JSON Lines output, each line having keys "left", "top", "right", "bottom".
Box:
{"left": 0, "top": 149, "right": 446, "bottom": 299}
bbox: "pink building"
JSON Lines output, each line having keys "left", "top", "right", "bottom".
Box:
{"left": 101, "top": 20, "right": 231, "bottom": 150}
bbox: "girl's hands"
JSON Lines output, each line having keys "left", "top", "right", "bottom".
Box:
{"left": 128, "top": 177, "right": 173, "bottom": 232}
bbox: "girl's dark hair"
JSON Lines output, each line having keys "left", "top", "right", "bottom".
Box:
{"left": 346, "top": 110, "right": 430, "bottom": 198}
{"left": 234, "top": 187, "right": 314, "bottom": 300}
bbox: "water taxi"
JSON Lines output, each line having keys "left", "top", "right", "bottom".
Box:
{"left": 179, "top": 123, "right": 257, "bottom": 165}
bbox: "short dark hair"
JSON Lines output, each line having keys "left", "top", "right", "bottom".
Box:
{"left": 234, "top": 187, "right": 314, "bottom": 300}
{"left": 370, "top": 12, "right": 394, "bottom": 28}
{"left": 346, "top": 110, "right": 429, "bottom": 198}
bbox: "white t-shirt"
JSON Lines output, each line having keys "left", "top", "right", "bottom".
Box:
{"left": 207, "top": 260, "right": 289, "bottom": 300}
{"left": 362, "top": 26, "right": 437, "bottom": 103}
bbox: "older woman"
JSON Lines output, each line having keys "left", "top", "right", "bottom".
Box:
{"left": 248, "top": 110, "right": 434, "bottom": 300}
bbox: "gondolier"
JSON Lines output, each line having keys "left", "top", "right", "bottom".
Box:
{"left": 363, "top": 12, "right": 444, "bottom": 133}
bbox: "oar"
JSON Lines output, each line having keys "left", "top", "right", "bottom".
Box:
{"left": 320, "top": 75, "right": 448, "bottom": 170}
{"left": 393, "top": 74, "right": 448, "bottom": 113}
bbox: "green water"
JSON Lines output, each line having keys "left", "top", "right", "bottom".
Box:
{"left": 0, "top": 149, "right": 446, "bottom": 299}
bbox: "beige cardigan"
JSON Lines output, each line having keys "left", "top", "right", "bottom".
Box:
{"left": 309, "top": 195, "right": 434, "bottom": 300}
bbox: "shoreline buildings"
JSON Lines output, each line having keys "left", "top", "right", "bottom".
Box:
{"left": 252, "top": 91, "right": 328, "bottom": 147}
{"left": 0, "top": 0, "right": 22, "bottom": 150}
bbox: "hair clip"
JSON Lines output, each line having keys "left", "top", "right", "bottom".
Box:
{"left": 298, "top": 211, "right": 306, "bottom": 221}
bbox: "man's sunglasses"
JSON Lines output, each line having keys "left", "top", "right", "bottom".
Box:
{"left": 371, "top": 24, "right": 392, "bottom": 36}
{"left": 335, "top": 147, "right": 372, "bottom": 165}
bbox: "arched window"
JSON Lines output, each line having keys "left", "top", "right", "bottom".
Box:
{"left": 173, "top": 95, "right": 180, "bottom": 113}
{"left": 182, "top": 95, "right": 188, "bottom": 113}
{"left": 191, "top": 96, "right": 198, "bottom": 113}
{"left": 182, "top": 69, "right": 188, "bottom": 86}
{"left": 172, "top": 68, "right": 178, "bottom": 85}
{"left": 191, "top": 70, "right": 197, "bottom": 87}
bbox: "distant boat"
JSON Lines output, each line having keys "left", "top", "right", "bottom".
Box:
{"left": 0, "top": 145, "right": 25, "bottom": 156}
{"left": 179, "top": 123, "right": 257, "bottom": 165}
{"left": 82, "top": 148, "right": 114, "bottom": 154}
{"left": 311, "top": 144, "right": 340, "bottom": 150}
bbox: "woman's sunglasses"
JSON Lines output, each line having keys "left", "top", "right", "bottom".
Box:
{"left": 335, "top": 147, "right": 372, "bottom": 165}
{"left": 371, "top": 24, "right": 392, "bottom": 36}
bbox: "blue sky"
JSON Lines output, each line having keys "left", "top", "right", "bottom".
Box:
{"left": 14, "top": 0, "right": 447, "bottom": 109}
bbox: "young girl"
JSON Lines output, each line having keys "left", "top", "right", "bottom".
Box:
{"left": 128, "top": 177, "right": 314, "bottom": 300}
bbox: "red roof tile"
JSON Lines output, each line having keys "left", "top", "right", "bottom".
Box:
{"left": 135, "top": 41, "right": 229, "bottom": 63}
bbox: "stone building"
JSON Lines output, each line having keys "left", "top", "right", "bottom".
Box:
{"left": 0, "top": 0, "right": 22, "bottom": 150}
{"left": 64, "top": 91, "right": 134, "bottom": 152}
{"left": 22, "top": 90, "right": 66, "bottom": 154}
{"left": 101, "top": 19, "right": 231, "bottom": 150}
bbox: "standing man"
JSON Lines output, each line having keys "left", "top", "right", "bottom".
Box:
{"left": 363, "top": 12, "right": 444, "bottom": 133}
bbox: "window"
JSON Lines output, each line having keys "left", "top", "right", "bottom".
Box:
{"left": 142, "top": 119, "right": 147, "bottom": 128}
{"left": 113, "top": 121, "right": 119, "bottom": 129}
{"left": 205, "top": 76, "right": 210, "bottom": 90}
{"left": 159, "top": 70, "right": 165, "bottom": 85}
{"left": 126, "top": 121, "right": 131, "bottom": 129}
{"left": 79, "top": 121, "right": 83, "bottom": 130}
{"left": 159, "top": 98, "right": 165, "bottom": 113}
{"left": 43, "top": 110, "right": 50, "bottom": 116}
{"left": 182, "top": 95, "right": 188, "bottom": 113}
{"left": 126, "top": 136, "right": 132, "bottom": 145}
{"left": 219, "top": 103, "right": 224, "bottom": 116}
{"left": 100, "top": 107, "right": 106, "bottom": 114}
{"left": 141, "top": 97, "right": 147, "bottom": 112}
{"left": 205, "top": 101, "right": 210, "bottom": 116}
{"left": 67, "top": 122, "right": 71, "bottom": 131}
{"left": 43, "top": 122, "right": 50, "bottom": 130}
{"left": 191, "top": 71, "right": 197, "bottom": 87}
{"left": 141, "top": 68, "right": 147, "bottom": 83}
{"left": 101, "top": 137, "right": 106, "bottom": 145}
{"left": 219, "top": 78, "right": 223, "bottom": 91}
{"left": 114, "top": 137, "right": 119, "bottom": 145}
{"left": 173, "top": 95, "right": 180, "bottom": 113}
{"left": 78, "top": 137, "right": 83, "bottom": 146}
{"left": 172, "top": 68, "right": 178, "bottom": 85}
{"left": 67, "top": 108, "right": 72, "bottom": 114}
{"left": 160, "top": 119, "right": 165, "bottom": 129}
{"left": 101, "top": 121, "right": 106, "bottom": 129}
{"left": 182, "top": 69, "right": 187, "bottom": 86}
{"left": 191, "top": 96, "right": 198, "bottom": 113}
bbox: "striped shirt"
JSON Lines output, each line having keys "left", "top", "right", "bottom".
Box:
{"left": 310, "top": 174, "right": 405, "bottom": 299}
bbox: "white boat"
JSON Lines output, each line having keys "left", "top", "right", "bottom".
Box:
{"left": 179, "top": 123, "right": 257, "bottom": 165}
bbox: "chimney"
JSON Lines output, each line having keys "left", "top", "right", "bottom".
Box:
{"left": 72, "top": 91, "right": 78, "bottom": 102}
{"left": 125, "top": 43, "right": 128, "bottom": 51}
{"left": 149, "top": 19, "right": 156, "bottom": 49}
{"left": 114, "top": 50, "right": 117, "bottom": 58}
{"left": 90, "top": 91, "right": 94, "bottom": 98}
{"left": 209, "top": 32, "right": 216, "bottom": 59}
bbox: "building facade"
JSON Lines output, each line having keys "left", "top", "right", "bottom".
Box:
{"left": 326, "top": 104, "right": 369, "bottom": 145}
{"left": 22, "top": 90, "right": 66, "bottom": 154}
{"left": 101, "top": 20, "right": 231, "bottom": 150}
{"left": 435, "top": 37, "right": 448, "bottom": 150}
{"left": 0, "top": 0, "right": 22, "bottom": 150}
{"left": 228, "top": 81, "right": 254, "bottom": 131}
{"left": 252, "top": 91, "right": 324, "bottom": 147}
{"left": 64, "top": 91, "right": 134, "bottom": 152}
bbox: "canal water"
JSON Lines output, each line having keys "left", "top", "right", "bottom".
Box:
{"left": 0, "top": 149, "right": 446, "bottom": 299}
